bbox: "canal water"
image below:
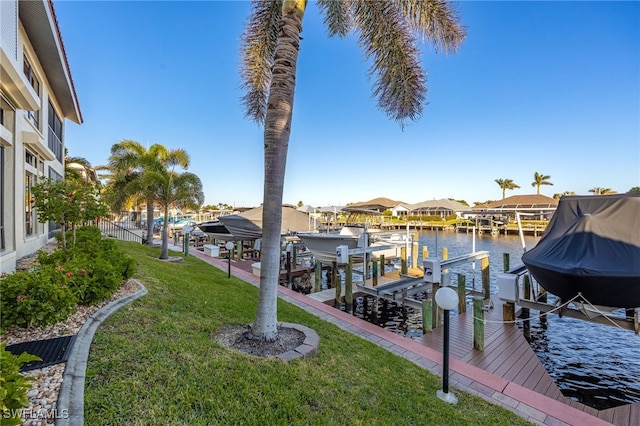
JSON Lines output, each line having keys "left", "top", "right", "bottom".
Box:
{"left": 339, "top": 230, "right": 640, "bottom": 410}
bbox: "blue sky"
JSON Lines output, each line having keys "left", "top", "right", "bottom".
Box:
{"left": 54, "top": 0, "right": 640, "bottom": 208}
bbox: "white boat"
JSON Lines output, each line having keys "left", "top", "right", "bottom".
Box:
{"left": 297, "top": 225, "right": 407, "bottom": 264}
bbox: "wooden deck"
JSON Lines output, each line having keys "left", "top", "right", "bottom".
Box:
{"left": 420, "top": 295, "right": 639, "bottom": 426}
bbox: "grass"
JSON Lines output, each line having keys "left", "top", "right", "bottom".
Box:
{"left": 84, "top": 241, "right": 533, "bottom": 425}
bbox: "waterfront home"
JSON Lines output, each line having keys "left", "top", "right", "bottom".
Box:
{"left": 472, "top": 194, "right": 558, "bottom": 220}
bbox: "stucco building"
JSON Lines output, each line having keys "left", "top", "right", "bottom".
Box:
{"left": 1, "top": 0, "right": 82, "bottom": 273}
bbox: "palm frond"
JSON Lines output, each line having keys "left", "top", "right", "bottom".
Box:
{"left": 396, "top": 0, "right": 466, "bottom": 53}
{"left": 240, "top": 0, "right": 283, "bottom": 123}
{"left": 317, "top": 0, "right": 352, "bottom": 37}
{"left": 352, "top": 0, "right": 425, "bottom": 125}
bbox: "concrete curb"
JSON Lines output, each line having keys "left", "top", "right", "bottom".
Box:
{"left": 56, "top": 282, "right": 148, "bottom": 426}
{"left": 276, "top": 322, "right": 320, "bottom": 361}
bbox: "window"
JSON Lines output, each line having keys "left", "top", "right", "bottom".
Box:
{"left": 23, "top": 56, "right": 40, "bottom": 129}
{"left": 48, "top": 167, "right": 63, "bottom": 238}
{"left": 23, "top": 55, "right": 40, "bottom": 93}
{"left": 1, "top": 145, "right": 4, "bottom": 250}
{"left": 25, "top": 172, "right": 35, "bottom": 236}
{"left": 48, "top": 102, "right": 63, "bottom": 162}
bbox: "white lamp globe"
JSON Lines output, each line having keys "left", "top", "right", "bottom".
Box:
{"left": 225, "top": 241, "right": 235, "bottom": 250}
{"left": 435, "top": 287, "right": 459, "bottom": 311}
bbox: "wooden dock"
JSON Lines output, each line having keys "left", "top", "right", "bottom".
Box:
{"left": 420, "top": 295, "right": 639, "bottom": 426}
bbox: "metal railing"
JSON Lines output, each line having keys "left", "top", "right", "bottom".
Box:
{"left": 96, "top": 217, "right": 145, "bottom": 244}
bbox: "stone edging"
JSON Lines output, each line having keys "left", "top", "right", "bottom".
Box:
{"left": 276, "top": 322, "right": 320, "bottom": 361}
{"left": 56, "top": 281, "right": 148, "bottom": 426}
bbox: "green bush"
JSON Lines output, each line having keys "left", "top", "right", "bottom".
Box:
{"left": 0, "top": 344, "right": 42, "bottom": 426}
{"left": 37, "top": 226, "right": 136, "bottom": 304}
{"left": 1, "top": 225, "right": 136, "bottom": 328}
{"left": 0, "top": 266, "right": 77, "bottom": 329}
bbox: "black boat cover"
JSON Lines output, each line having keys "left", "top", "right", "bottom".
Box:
{"left": 521, "top": 194, "right": 640, "bottom": 308}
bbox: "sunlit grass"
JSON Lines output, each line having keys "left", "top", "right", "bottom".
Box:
{"left": 84, "top": 241, "right": 532, "bottom": 425}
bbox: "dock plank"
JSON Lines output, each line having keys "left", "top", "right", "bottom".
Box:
{"left": 416, "top": 294, "right": 635, "bottom": 425}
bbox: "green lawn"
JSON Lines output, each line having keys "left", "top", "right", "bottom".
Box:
{"left": 84, "top": 241, "right": 532, "bottom": 425}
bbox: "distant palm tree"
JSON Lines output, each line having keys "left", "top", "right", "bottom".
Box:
{"left": 531, "top": 172, "right": 553, "bottom": 195}
{"left": 108, "top": 140, "right": 189, "bottom": 246}
{"left": 589, "top": 187, "right": 616, "bottom": 195}
{"left": 65, "top": 153, "right": 97, "bottom": 183}
{"left": 495, "top": 178, "right": 520, "bottom": 199}
{"left": 240, "top": 0, "right": 466, "bottom": 341}
{"left": 145, "top": 169, "right": 204, "bottom": 259}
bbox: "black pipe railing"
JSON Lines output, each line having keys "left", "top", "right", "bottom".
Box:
{"left": 96, "top": 217, "right": 145, "bottom": 244}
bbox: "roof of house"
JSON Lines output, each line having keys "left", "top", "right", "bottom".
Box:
{"left": 473, "top": 194, "right": 558, "bottom": 210}
{"left": 348, "top": 197, "right": 405, "bottom": 211}
{"left": 401, "top": 199, "right": 470, "bottom": 212}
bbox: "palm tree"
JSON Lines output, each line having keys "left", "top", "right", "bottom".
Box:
{"left": 495, "top": 178, "right": 520, "bottom": 199}
{"left": 531, "top": 172, "right": 553, "bottom": 195}
{"left": 146, "top": 169, "right": 204, "bottom": 259}
{"left": 65, "top": 151, "right": 97, "bottom": 183}
{"left": 107, "top": 140, "right": 189, "bottom": 245}
{"left": 589, "top": 187, "right": 616, "bottom": 195}
{"left": 241, "top": 0, "right": 465, "bottom": 341}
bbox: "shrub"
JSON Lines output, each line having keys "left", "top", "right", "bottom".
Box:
{"left": 0, "top": 266, "right": 77, "bottom": 329}
{"left": 0, "top": 344, "right": 42, "bottom": 426}
{"left": 1, "top": 226, "right": 136, "bottom": 328}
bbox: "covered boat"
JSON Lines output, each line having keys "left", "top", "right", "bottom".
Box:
{"left": 197, "top": 220, "right": 232, "bottom": 240}
{"left": 219, "top": 205, "right": 317, "bottom": 240}
{"left": 521, "top": 194, "right": 640, "bottom": 308}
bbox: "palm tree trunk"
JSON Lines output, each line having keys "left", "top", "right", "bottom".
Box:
{"left": 160, "top": 206, "right": 170, "bottom": 260}
{"left": 146, "top": 196, "right": 155, "bottom": 246}
{"left": 252, "top": 8, "right": 303, "bottom": 341}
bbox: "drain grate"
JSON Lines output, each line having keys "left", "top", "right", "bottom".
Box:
{"left": 5, "top": 335, "right": 77, "bottom": 371}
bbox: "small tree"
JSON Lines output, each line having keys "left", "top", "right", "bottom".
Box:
{"left": 32, "top": 178, "right": 108, "bottom": 251}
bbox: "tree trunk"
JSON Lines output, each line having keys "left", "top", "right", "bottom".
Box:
{"left": 146, "top": 196, "right": 155, "bottom": 245}
{"left": 252, "top": 8, "right": 303, "bottom": 341}
{"left": 160, "top": 206, "right": 170, "bottom": 260}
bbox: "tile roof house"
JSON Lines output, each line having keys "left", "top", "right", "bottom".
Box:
{"left": 1, "top": 0, "right": 82, "bottom": 273}
{"left": 472, "top": 194, "right": 558, "bottom": 219}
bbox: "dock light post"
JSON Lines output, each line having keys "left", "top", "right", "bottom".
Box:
{"left": 435, "top": 286, "right": 460, "bottom": 404}
{"left": 225, "top": 241, "right": 235, "bottom": 278}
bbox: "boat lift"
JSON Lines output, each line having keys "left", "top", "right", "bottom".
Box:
{"left": 338, "top": 240, "right": 490, "bottom": 311}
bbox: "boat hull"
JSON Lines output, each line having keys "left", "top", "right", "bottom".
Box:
{"left": 523, "top": 264, "right": 640, "bottom": 308}
{"left": 296, "top": 233, "right": 359, "bottom": 264}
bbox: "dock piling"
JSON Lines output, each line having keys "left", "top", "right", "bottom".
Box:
{"left": 422, "top": 299, "right": 433, "bottom": 333}
{"left": 473, "top": 297, "right": 485, "bottom": 350}
{"left": 314, "top": 261, "right": 322, "bottom": 292}
{"left": 457, "top": 274, "right": 466, "bottom": 313}
{"left": 333, "top": 261, "right": 341, "bottom": 308}
{"left": 481, "top": 257, "right": 490, "bottom": 299}
{"left": 345, "top": 256, "right": 353, "bottom": 314}
{"left": 372, "top": 260, "right": 378, "bottom": 286}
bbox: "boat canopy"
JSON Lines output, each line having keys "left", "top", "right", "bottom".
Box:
{"left": 219, "top": 205, "right": 318, "bottom": 240}
{"left": 521, "top": 194, "right": 640, "bottom": 308}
